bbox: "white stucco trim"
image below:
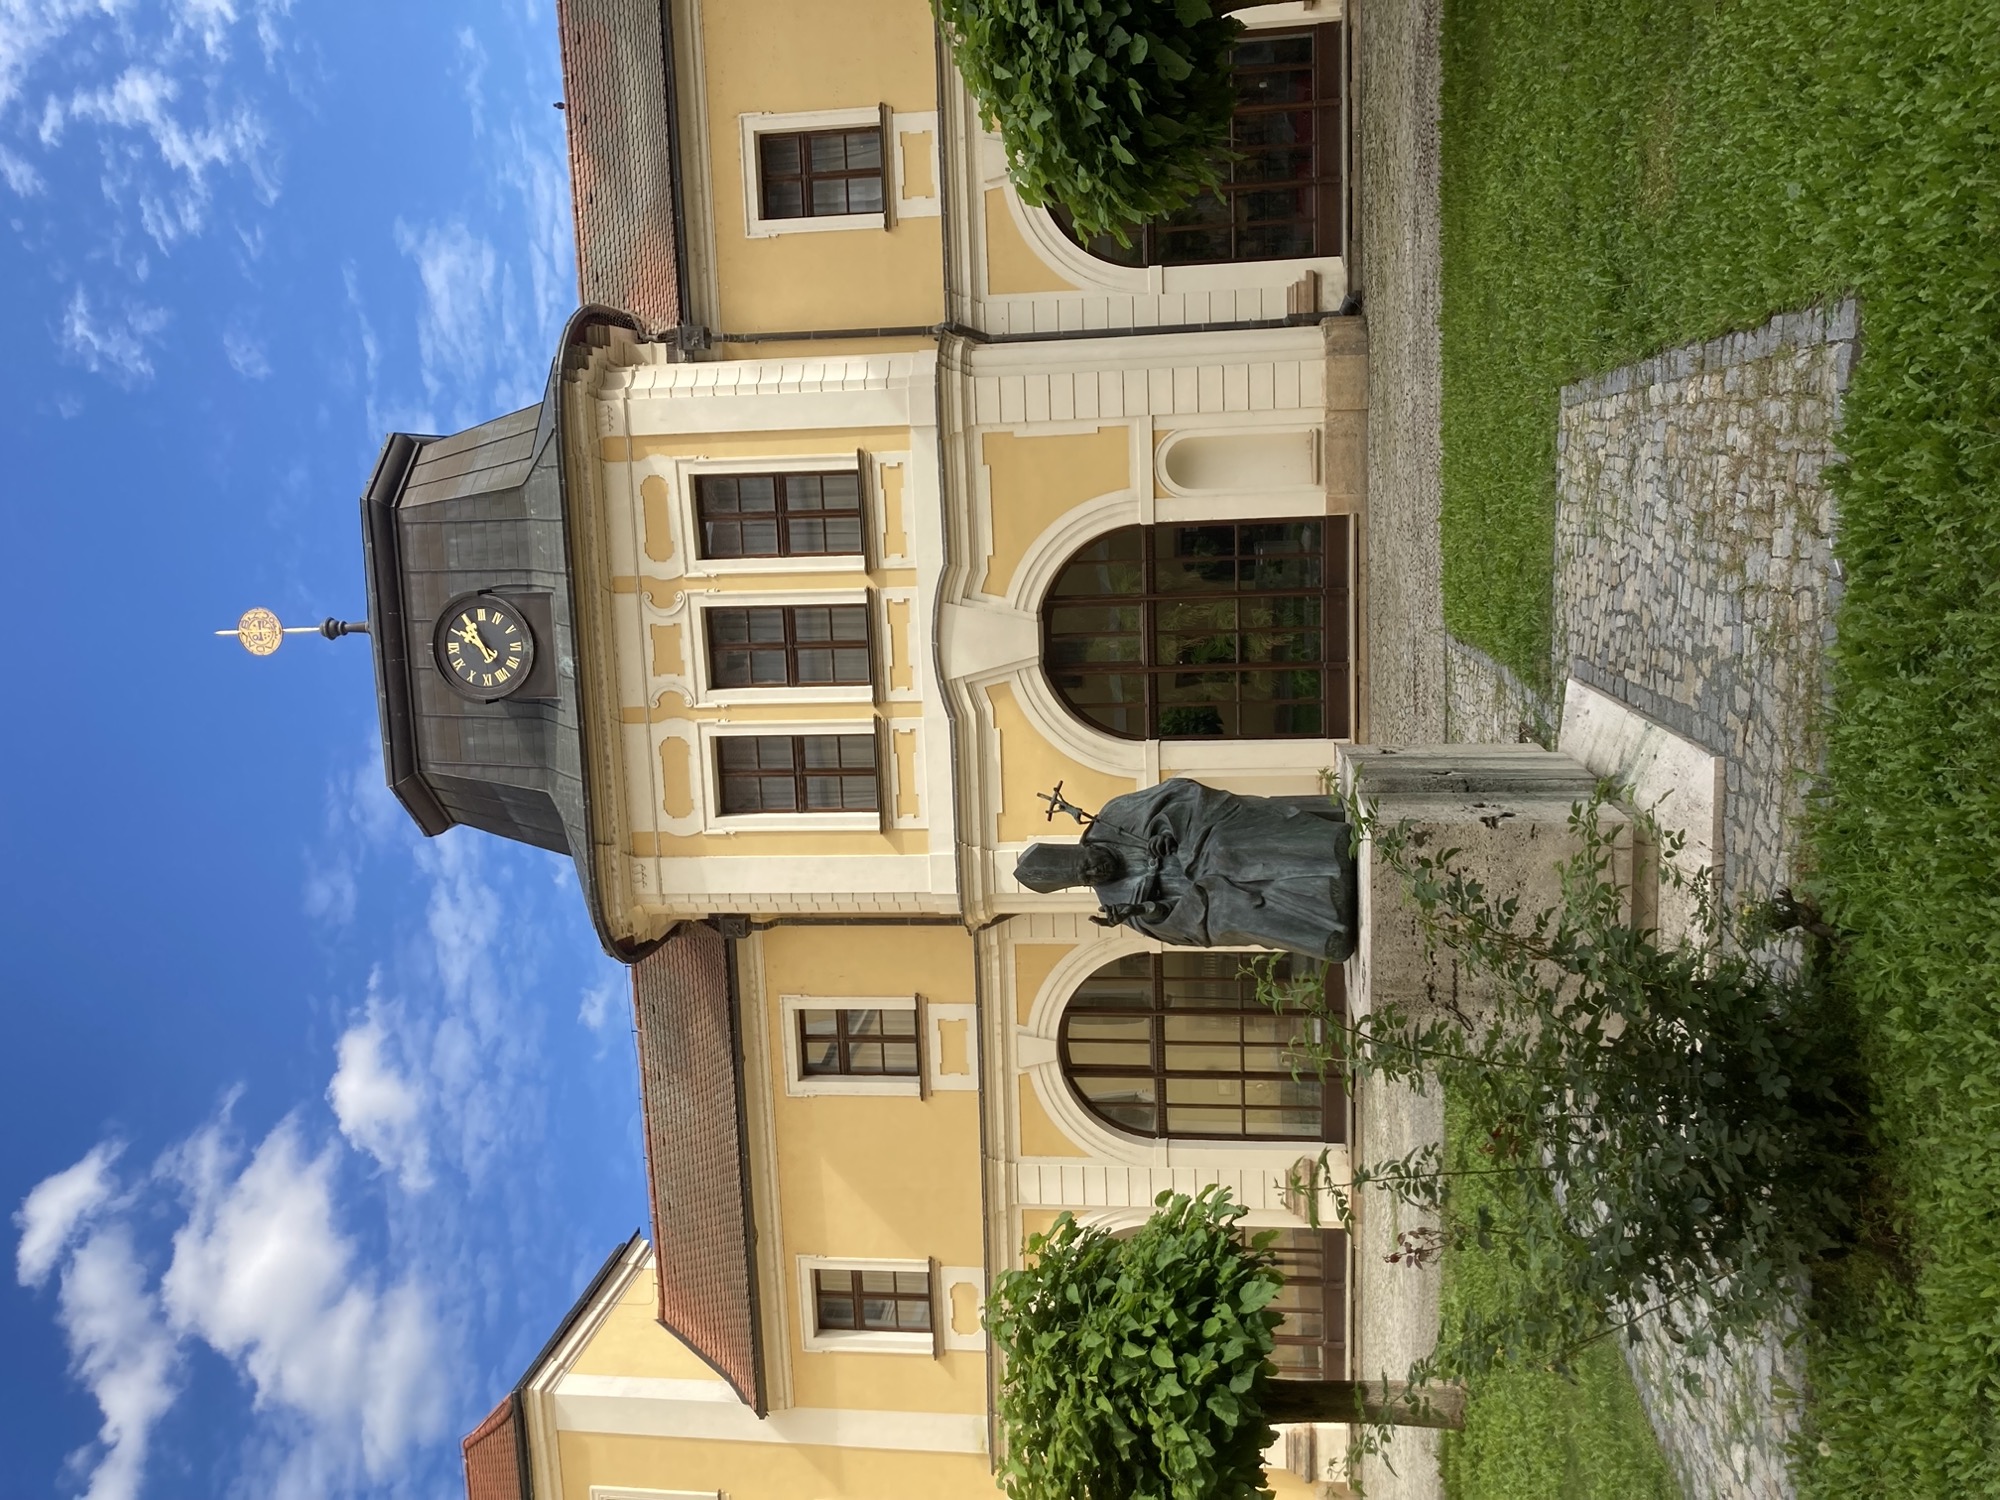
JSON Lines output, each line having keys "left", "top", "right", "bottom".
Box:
{"left": 739, "top": 106, "right": 889, "bottom": 238}
{"left": 647, "top": 451, "right": 869, "bottom": 579}
{"left": 695, "top": 718, "right": 884, "bottom": 833}
{"left": 795, "top": 1256, "right": 939, "bottom": 1356}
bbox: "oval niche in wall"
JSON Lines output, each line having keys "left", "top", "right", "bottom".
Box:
{"left": 1158, "top": 429, "right": 1319, "bottom": 495}
{"left": 1152, "top": 428, "right": 1320, "bottom": 500}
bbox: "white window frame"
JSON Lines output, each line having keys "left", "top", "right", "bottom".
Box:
{"left": 780, "top": 994, "right": 923, "bottom": 1098}
{"left": 699, "top": 720, "right": 883, "bottom": 833}
{"left": 687, "top": 588, "right": 877, "bottom": 709}
{"left": 741, "top": 107, "right": 888, "bottom": 238}
{"left": 797, "top": 1256, "right": 938, "bottom": 1355}
{"left": 672, "top": 454, "right": 872, "bottom": 578}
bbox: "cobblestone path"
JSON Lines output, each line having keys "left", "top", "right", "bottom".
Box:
{"left": 1551, "top": 301, "right": 1859, "bottom": 1500}
{"left": 1555, "top": 301, "right": 1856, "bottom": 921}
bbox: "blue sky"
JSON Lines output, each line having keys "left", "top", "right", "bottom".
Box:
{"left": 0, "top": 4, "right": 646, "bottom": 1498}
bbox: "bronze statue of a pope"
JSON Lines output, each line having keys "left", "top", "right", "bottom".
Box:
{"left": 1014, "top": 779, "right": 1358, "bottom": 963}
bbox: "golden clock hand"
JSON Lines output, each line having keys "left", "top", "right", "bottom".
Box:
{"left": 455, "top": 619, "right": 498, "bottom": 663}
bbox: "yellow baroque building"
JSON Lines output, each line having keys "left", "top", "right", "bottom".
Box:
{"left": 360, "top": 3, "right": 1374, "bottom": 1496}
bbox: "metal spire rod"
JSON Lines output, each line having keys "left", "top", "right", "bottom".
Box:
{"left": 215, "top": 607, "right": 369, "bottom": 656}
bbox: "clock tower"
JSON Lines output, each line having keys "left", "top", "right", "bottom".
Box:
{"left": 358, "top": 306, "right": 652, "bottom": 960}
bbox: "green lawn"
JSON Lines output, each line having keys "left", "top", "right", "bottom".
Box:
{"left": 1437, "top": 0, "right": 2000, "bottom": 1492}
{"left": 1437, "top": 1103, "right": 1684, "bottom": 1500}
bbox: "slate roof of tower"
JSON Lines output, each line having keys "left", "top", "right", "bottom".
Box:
{"left": 632, "top": 922, "right": 766, "bottom": 1412}
{"left": 556, "top": 0, "right": 683, "bottom": 333}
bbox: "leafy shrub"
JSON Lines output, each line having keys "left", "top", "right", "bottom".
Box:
{"left": 933, "top": 0, "right": 1242, "bottom": 243}
{"left": 985, "top": 1185, "right": 1284, "bottom": 1500}
{"left": 1276, "top": 795, "right": 1865, "bottom": 1377}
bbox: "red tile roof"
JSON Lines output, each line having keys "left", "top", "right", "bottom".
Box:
{"left": 633, "top": 922, "right": 766, "bottom": 1413}
{"left": 555, "top": 0, "right": 683, "bottom": 333}
{"left": 461, "top": 1395, "right": 526, "bottom": 1500}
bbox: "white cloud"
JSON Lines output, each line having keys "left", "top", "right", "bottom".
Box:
{"left": 55, "top": 1226, "right": 182, "bottom": 1500}
{"left": 225, "top": 324, "right": 272, "bottom": 378}
{"left": 578, "top": 979, "right": 617, "bottom": 1035}
{"left": 302, "top": 858, "right": 356, "bottom": 926}
{"left": 19, "top": 1107, "right": 451, "bottom": 1500}
{"left": 328, "top": 1011, "right": 431, "bottom": 1192}
{"left": 68, "top": 65, "right": 274, "bottom": 247}
{"left": 16, "top": 1142, "right": 122, "bottom": 1288}
{"left": 223, "top": 324, "right": 269, "bottom": 378}
{"left": 394, "top": 218, "right": 504, "bottom": 415}
{"left": 60, "top": 286, "right": 169, "bottom": 382}
{"left": 175, "top": 0, "right": 239, "bottom": 58}
{"left": 161, "top": 1118, "right": 447, "bottom": 1475}
{"left": 0, "top": 142, "right": 43, "bottom": 194}
{"left": 0, "top": 0, "right": 130, "bottom": 118}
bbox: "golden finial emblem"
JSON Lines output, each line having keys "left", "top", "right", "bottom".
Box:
{"left": 217, "top": 609, "right": 369, "bottom": 654}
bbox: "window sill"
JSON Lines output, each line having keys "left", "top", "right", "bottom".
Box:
{"left": 746, "top": 211, "right": 886, "bottom": 239}
{"left": 799, "top": 1329, "right": 935, "bottom": 1357}
{"left": 785, "top": 1075, "right": 923, "bottom": 1100}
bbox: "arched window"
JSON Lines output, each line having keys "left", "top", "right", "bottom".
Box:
{"left": 1042, "top": 518, "right": 1351, "bottom": 739}
{"left": 1053, "top": 25, "right": 1347, "bottom": 268}
{"left": 1058, "top": 952, "right": 1344, "bottom": 1141}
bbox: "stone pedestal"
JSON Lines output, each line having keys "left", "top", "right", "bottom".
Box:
{"left": 1337, "top": 743, "right": 1632, "bottom": 1020}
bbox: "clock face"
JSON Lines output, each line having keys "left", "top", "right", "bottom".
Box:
{"left": 435, "top": 596, "right": 536, "bottom": 699}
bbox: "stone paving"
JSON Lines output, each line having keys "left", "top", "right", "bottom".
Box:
{"left": 1349, "top": 2, "right": 1450, "bottom": 1493}
{"left": 1554, "top": 301, "right": 1855, "bottom": 924}
{"left": 1549, "top": 300, "right": 1858, "bottom": 1500}
{"left": 1357, "top": 0, "right": 1449, "bottom": 750}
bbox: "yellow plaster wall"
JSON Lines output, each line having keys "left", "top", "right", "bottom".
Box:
{"left": 559, "top": 1430, "right": 1001, "bottom": 1500}
{"left": 754, "top": 926, "right": 988, "bottom": 1412}
{"left": 879, "top": 461, "right": 909, "bottom": 558}
{"left": 987, "top": 682, "right": 1137, "bottom": 845}
{"left": 648, "top": 623, "right": 685, "bottom": 680}
{"left": 1017, "top": 1075, "right": 1086, "bottom": 1158}
{"left": 901, "top": 131, "right": 936, "bottom": 197}
{"left": 1010, "top": 943, "right": 1071, "bottom": 1027}
{"left": 977, "top": 426, "right": 1130, "bottom": 599}
{"left": 983, "top": 187, "right": 1079, "bottom": 295}
{"left": 568, "top": 1263, "right": 731, "bottom": 1382}
{"left": 699, "top": 0, "right": 943, "bottom": 333}
{"left": 641, "top": 473, "right": 676, "bottom": 561}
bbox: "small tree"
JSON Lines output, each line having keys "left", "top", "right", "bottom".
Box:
{"left": 986, "top": 1186, "right": 1462, "bottom": 1500}
{"left": 933, "top": 0, "right": 1244, "bottom": 244}
{"left": 1271, "top": 794, "right": 1864, "bottom": 1384}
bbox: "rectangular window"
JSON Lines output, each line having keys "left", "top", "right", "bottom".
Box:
{"left": 717, "top": 734, "right": 878, "bottom": 815}
{"left": 707, "top": 604, "right": 872, "bottom": 689}
{"left": 759, "top": 128, "right": 886, "bottom": 220}
{"left": 813, "top": 1266, "right": 932, "bottom": 1334}
{"left": 694, "top": 471, "right": 865, "bottom": 560}
{"left": 798, "top": 1006, "right": 919, "bottom": 1077}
